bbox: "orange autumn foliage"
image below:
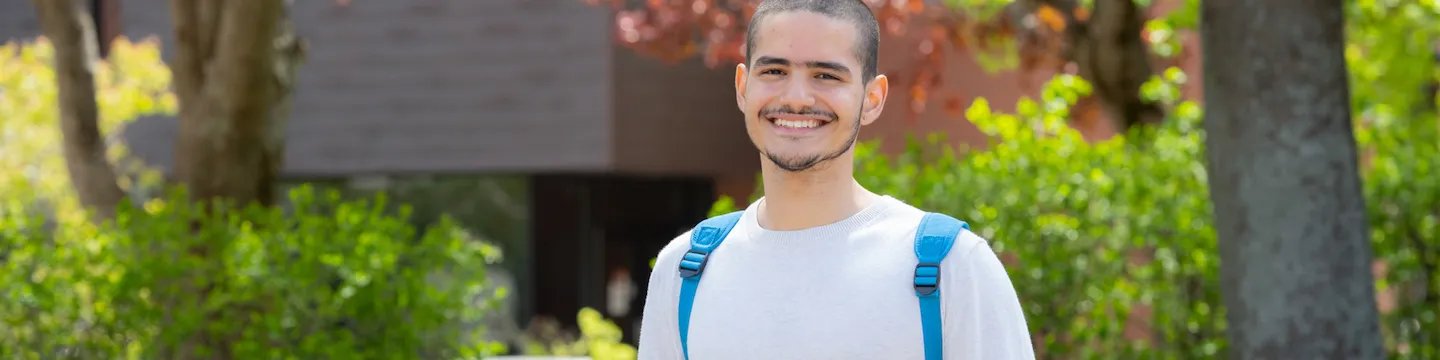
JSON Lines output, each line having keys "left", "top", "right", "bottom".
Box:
{"left": 582, "top": 0, "right": 1079, "bottom": 122}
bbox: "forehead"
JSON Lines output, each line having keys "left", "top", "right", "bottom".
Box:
{"left": 751, "top": 11, "right": 860, "bottom": 68}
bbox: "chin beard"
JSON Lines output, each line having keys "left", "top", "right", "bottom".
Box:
{"left": 760, "top": 116, "right": 862, "bottom": 173}
{"left": 766, "top": 152, "right": 830, "bottom": 172}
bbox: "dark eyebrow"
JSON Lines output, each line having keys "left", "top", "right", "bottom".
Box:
{"left": 755, "top": 56, "right": 790, "bottom": 67}
{"left": 754, "top": 56, "right": 852, "bottom": 76}
{"left": 804, "top": 61, "right": 850, "bottom": 75}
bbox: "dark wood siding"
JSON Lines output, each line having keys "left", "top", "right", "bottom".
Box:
{"left": 609, "top": 48, "right": 759, "bottom": 178}
{"left": 114, "top": 0, "right": 616, "bottom": 177}
{"left": 0, "top": 2, "right": 41, "bottom": 45}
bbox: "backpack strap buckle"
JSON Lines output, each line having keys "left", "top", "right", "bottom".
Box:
{"left": 679, "top": 249, "right": 710, "bottom": 278}
{"left": 914, "top": 262, "right": 941, "bottom": 296}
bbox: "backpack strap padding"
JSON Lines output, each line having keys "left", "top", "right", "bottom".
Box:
{"left": 914, "top": 212, "right": 969, "bottom": 360}
{"left": 677, "top": 211, "right": 744, "bottom": 360}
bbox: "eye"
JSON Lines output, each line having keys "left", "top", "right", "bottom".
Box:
{"left": 760, "top": 68, "right": 786, "bottom": 76}
{"left": 815, "top": 73, "right": 840, "bottom": 81}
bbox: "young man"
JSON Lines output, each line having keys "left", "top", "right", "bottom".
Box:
{"left": 635, "top": 0, "right": 1036, "bottom": 359}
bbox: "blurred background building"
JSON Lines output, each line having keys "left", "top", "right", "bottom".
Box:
{"left": 1, "top": 0, "right": 1197, "bottom": 345}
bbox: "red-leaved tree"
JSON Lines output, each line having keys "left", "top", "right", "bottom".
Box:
{"left": 582, "top": 0, "right": 1177, "bottom": 132}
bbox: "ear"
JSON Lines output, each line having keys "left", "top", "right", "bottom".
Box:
{"left": 735, "top": 63, "right": 749, "bottom": 112}
{"left": 860, "top": 74, "right": 889, "bottom": 126}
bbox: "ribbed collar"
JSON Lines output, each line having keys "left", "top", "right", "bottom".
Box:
{"left": 734, "top": 195, "right": 901, "bottom": 242}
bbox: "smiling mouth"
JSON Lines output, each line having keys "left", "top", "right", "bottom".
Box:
{"left": 767, "top": 117, "right": 829, "bottom": 129}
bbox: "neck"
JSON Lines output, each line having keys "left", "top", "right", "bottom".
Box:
{"left": 756, "top": 154, "right": 880, "bottom": 231}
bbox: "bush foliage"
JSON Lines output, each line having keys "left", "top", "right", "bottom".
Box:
{"left": 517, "top": 307, "right": 638, "bottom": 360}
{"left": 0, "top": 38, "right": 509, "bottom": 359}
{"left": 2, "top": 187, "right": 508, "bottom": 359}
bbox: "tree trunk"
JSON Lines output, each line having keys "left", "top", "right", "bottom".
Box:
{"left": 34, "top": 0, "right": 301, "bottom": 357}
{"left": 170, "top": 0, "right": 298, "bottom": 209}
{"left": 1068, "top": 0, "right": 1164, "bottom": 132}
{"left": 1200, "top": 0, "right": 1385, "bottom": 358}
{"left": 164, "top": 1, "right": 301, "bottom": 358}
{"left": 32, "top": 0, "right": 125, "bottom": 220}
{"left": 1027, "top": 0, "right": 1165, "bottom": 132}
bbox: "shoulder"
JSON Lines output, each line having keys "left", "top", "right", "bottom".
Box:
{"left": 948, "top": 228, "right": 991, "bottom": 259}
{"left": 940, "top": 228, "right": 1017, "bottom": 292}
{"left": 651, "top": 230, "right": 694, "bottom": 279}
{"left": 908, "top": 211, "right": 997, "bottom": 279}
{"left": 907, "top": 209, "right": 990, "bottom": 258}
{"left": 929, "top": 215, "right": 993, "bottom": 268}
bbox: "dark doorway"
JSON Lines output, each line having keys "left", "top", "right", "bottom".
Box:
{"left": 528, "top": 174, "right": 715, "bottom": 345}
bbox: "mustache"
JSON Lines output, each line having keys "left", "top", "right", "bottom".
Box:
{"left": 758, "top": 106, "right": 838, "bottom": 121}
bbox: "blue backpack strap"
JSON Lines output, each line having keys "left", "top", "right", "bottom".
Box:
{"left": 677, "top": 211, "right": 744, "bottom": 360}
{"left": 914, "top": 212, "right": 969, "bottom": 360}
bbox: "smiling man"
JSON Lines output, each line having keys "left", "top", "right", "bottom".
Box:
{"left": 634, "top": 1, "right": 1035, "bottom": 359}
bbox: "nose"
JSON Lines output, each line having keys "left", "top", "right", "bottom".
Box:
{"left": 777, "top": 76, "right": 816, "bottom": 108}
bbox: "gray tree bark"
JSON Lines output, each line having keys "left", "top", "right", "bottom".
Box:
{"left": 1200, "top": 0, "right": 1385, "bottom": 358}
{"left": 170, "top": 0, "right": 300, "bottom": 209}
{"left": 32, "top": 0, "right": 125, "bottom": 220}
{"left": 32, "top": 0, "right": 302, "bottom": 217}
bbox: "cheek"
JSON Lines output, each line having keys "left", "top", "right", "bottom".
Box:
{"left": 820, "top": 90, "right": 862, "bottom": 116}
{"left": 742, "top": 89, "right": 777, "bottom": 113}
{"left": 741, "top": 100, "right": 762, "bottom": 119}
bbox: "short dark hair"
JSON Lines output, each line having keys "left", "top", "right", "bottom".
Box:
{"left": 744, "top": 0, "right": 880, "bottom": 81}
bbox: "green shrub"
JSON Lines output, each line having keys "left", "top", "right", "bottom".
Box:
{"left": 517, "top": 307, "right": 637, "bottom": 360}
{"left": 1361, "top": 97, "right": 1440, "bottom": 359}
{"left": 1348, "top": 2, "right": 1440, "bottom": 358}
{"left": 1, "top": 187, "right": 506, "bottom": 358}
{"left": 0, "top": 38, "right": 508, "bottom": 359}
{"left": 1, "top": 186, "right": 508, "bottom": 359}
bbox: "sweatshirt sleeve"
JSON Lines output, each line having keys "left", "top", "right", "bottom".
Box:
{"left": 943, "top": 231, "right": 1037, "bottom": 360}
{"left": 636, "top": 232, "right": 692, "bottom": 360}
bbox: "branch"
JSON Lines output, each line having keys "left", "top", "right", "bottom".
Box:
{"left": 1026, "top": 0, "right": 1082, "bottom": 31}
{"left": 32, "top": 0, "right": 125, "bottom": 221}
{"left": 1066, "top": 0, "right": 1164, "bottom": 131}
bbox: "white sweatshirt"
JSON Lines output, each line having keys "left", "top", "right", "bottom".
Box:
{"left": 636, "top": 196, "right": 1037, "bottom": 360}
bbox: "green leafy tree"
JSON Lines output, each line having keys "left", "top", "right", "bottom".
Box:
{"left": 0, "top": 37, "right": 172, "bottom": 229}
{"left": 29, "top": 0, "right": 304, "bottom": 218}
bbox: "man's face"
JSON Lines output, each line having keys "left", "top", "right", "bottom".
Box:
{"left": 736, "top": 11, "right": 887, "bottom": 172}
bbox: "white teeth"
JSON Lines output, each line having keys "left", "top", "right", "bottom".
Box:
{"left": 774, "top": 119, "right": 821, "bottom": 129}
